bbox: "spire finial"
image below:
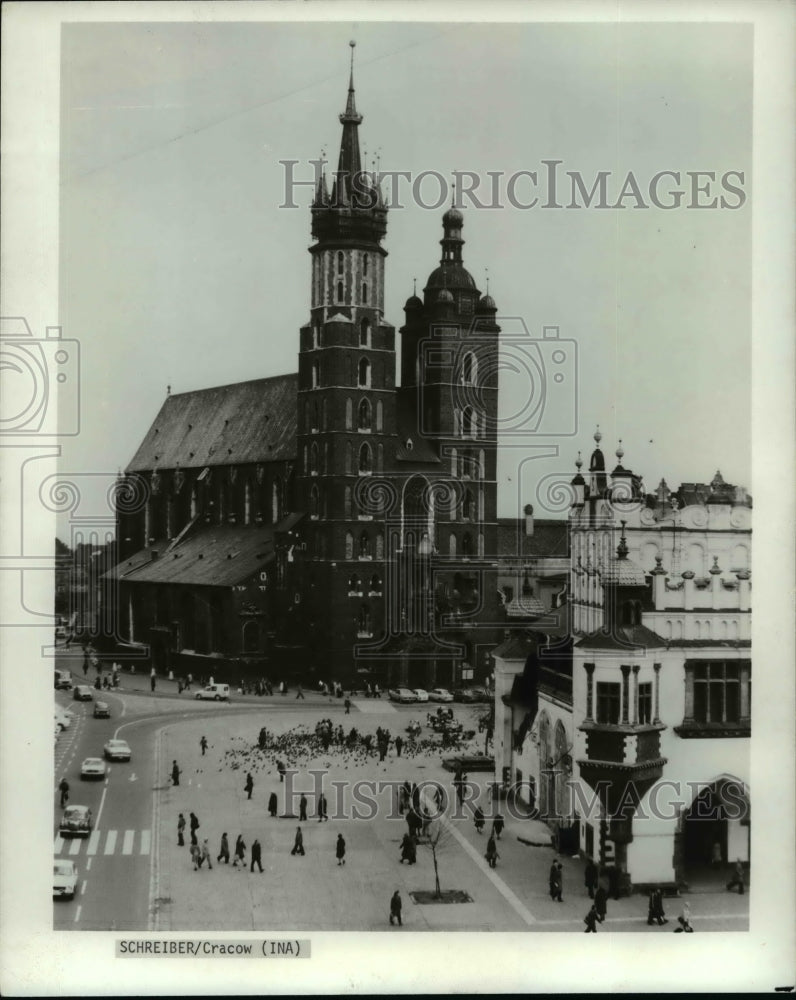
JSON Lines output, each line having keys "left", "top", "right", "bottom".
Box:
{"left": 616, "top": 438, "right": 624, "bottom": 460}
{"left": 413, "top": 278, "right": 417, "bottom": 296}
{"left": 575, "top": 450, "right": 583, "bottom": 470}
{"left": 617, "top": 520, "right": 629, "bottom": 559}
{"left": 485, "top": 266, "right": 490, "bottom": 295}
{"left": 594, "top": 425, "right": 602, "bottom": 446}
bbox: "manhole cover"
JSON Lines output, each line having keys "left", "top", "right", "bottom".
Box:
{"left": 410, "top": 890, "right": 472, "bottom": 905}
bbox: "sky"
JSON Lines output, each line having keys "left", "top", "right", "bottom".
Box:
{"left": 58, "top": 19, "right": 752, "bottom": 533}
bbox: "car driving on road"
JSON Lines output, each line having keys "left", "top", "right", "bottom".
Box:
{"left": 103, "top": 738, "right": 132, "bottom": 761}
{"left": 93, "top": 701, "right": 110, "bottom": 719}
{"left": 80, "top": 757, "right": 106, "bottom": 780}
{"left": 194, "top": 683, "right": 231, "bottom": 701}
{"left": 73, "top": 685, "right": 93, "bottom": 701}
{"left": 59, "top": 805, "right": 92, "bottom": 837}
{"left": 53, "top": 859, "right": 79, "bottom": 899}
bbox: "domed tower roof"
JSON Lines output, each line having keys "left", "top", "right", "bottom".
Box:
{"left": 443, "top": 204, "right": 464, "bottom": 227}
{"left": 423, "top": 204, "right": 478, "bottom": 303}
{"left": 437, "top": 288, "right": 454, "bottom": 303}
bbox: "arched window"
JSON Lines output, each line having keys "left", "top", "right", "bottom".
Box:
{"left": 358, "top": 398, "right": 371, "bottom": 430}
{"left": 449, "top": 533, "right": 457, "bottom": 557}
{"left": 358, "top": 442, "right": 372, "bottom": 474}
{"left": 345, "top": 397, "right": 353, "bottom": 430}
{"left": 462, "top": 489, "right": 473, "bottom": 520}
{"left": 358, "top": 357, "right": 371, "bottom": 387}
{"left": 453, "top": 408, "right": 460, "bottom": 437}
{"left": 344, "top": 486, "right": 352, "bottom": 518}
{"left": 312, "top": 402, "right": 320, "bottom": 432}
{"left": 348, "top": 573, "right": 361, "bottom": 595}
{"left": 463, "top": 406, "right": 477, "bottom": 438}
{"left": 363, "top": 252, "right": 369, "bottom": 277}
{"left": 358, "top": 604, "right": 372, "bottom": 635}
{"left": 312, "top": 322, "right": 319, "bottom": 349}
{"left": 244, "top": 480, "right": 252, "bottom": 525}
{"left": 310, "top": 484, "right": 320, "bottom": 518}
{"left": 478, "top": 532, "right": 484, "bottom": 557}
{"left": 323, "top": 442, "right": 329, "bottom": 474}
{"left": 362, "top": 283, "right": 368, "bottom": 304}
{"left": 337, "top": 281, "right": 344, "bottom": 303}
{"left": 345, "top": 532, "right": 354, "bottom": 560}
{"left": 360, "top": 318, "right": 370, "bottom": 346}
{"left": 376, "top": 399, "right": 383, "bottom": 431}
{"left": 359, "top": 532, "right": 371, "bottom": 558}
{"left": 462, "top": 351, "right": 477, "bottom": 385}
{"left": 375, "top": 531, "right": 384, "bottom": 559}
{"left": 310, "top": 442, "right": 319, "bottom": 475}
{"left": 337, "top": 250, "right": 344, "bottom": 275}
{"left": 369, "top": 573, "right": 382, "bottom": 595}
{"left": 462, "top": 533, "right": 473, "bottom": 557}
{"left": 311, "top": 360, "right": 320, "bottom": 388}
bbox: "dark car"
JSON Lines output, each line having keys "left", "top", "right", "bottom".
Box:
{"left": 93, "top": 701, "right": 110, "bottom": 719}
{"left": 73, "top": 685, "right": 93, "bottom": 702}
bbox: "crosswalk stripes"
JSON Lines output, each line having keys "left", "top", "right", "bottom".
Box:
{"left": 352, "top": 699, "right": 397, "bottom": 713}
{"left": 53, "top": 829, "right": 152, "bottom": 858}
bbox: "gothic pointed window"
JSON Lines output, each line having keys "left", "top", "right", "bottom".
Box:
{"left": 450, "top": 447, "right": 458, "bottom": 477}
{"left": 337, "top": 251, "right": 344, "bottom": 275}
{"left": 362, "top": 282, "right": 368, "bottom": 304}
{"left": 358, "top": 398, "right": 371, "bottom": 430}
{"left": 377, "top": 443, "right": 383, "bottom": 472}
{"left": 344, "top": 486, "right": 352, "bottom": 518}
{"left": 358, "top": 357, "right": 371, "bottom": 387}
{"left": 345, "top": 532, "right": 354, "bottom": 560}
{"left": 345, "top": 397, "right": 353, "bottom": 430}
{"left": 449, "top": 533, "right": 457, "bottom": 557}
{"left": 376, "top": 399, "right": 383, "bottom": 431}
{"left": 462, "top": 489, "right": 473, "bottom": 520}
{"left": 311, "top": 360, "right": 320, "bottom": 388}
{"left": 360, "top": 318, "right": 370, "bottom": 346}
{"left": 303, "top": 445, "right": 308, "bottom": 474}
{"left": 358, "top": 442, "right": 372, "bottom": 475}
{"left": 358, "top": 603, "right": 372, "bottom": 636}
{"left": 462, "top": 532, "right": 473, "bottom": 557}
{"left": 479, "top": 449, "right": 486, "bottom": 479}
{"left": 363, "top": 253, "right": 369, "bottom": 277}
{"left": 463, "top": 406, "right": 477, "bottom": 438}
{"left": 346, "top": 442, "right": 353, "bottom": 475}
{"left": 310, "top": 484, "right": 320, "bottom": 518}
{"left": 462, "top": 351, "right": 476, "bottom": 385}
{"left": 359, "top": 531, "right": 371, "bottom": 558}
{"left": 312, "top": 402, "right": 320, "bottom": 432}
{"left": 310, "top": 442, "right": 319, "bottom": 475}
{"left": 337, "top": 281, "right": 344, "bottom": 303}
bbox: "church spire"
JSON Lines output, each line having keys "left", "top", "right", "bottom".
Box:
{"left": 334, "top": 41, "right": 363, "bottom": 202}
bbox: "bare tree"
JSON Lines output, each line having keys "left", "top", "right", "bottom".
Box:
{"left": 423, "top": 818, "right": 456, "bottom": 900}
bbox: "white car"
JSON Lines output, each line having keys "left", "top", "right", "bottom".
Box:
{"left": 53, "top": 859, "right": 79, "bottom": 899}
{"left": 80, "top": 757, "right": 106, "bottom": 780}
{"left": 388, "top": 687, "right": 417, "bottom": 704}
{"left": 412, "top": 688, "right": 430, "bottom": 702}
{"left": 194, "top": 683, "right": 231, "bottom": 701}
{"left": 429, "top": 687, "right": 454, "bottom": 702}
{"left": 55, "top": 708, "right": 73, "bottom": 730}
{"left": 103, "top": 738, "right": 131, "bottom": 761}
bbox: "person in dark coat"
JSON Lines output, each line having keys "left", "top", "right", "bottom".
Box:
{"left": 336, "top": 833, "right": 346, "bottom": 866}
{"left": 250, "top": 838, "right": 263, "bottom": 873}
{"left": 549, "top": 859, "right": 563, "bottom": 901}
{"left": 647, "top": 888, "right": 668, "bottom": 925}
{"left": 584, "top": 904, "right": 599, "bottom": 933}
{"left": 277, "top": 760, "right": 286, "bottom": 783}
{"left": 473, "top": 806, "right": 485, "bottom": 834}
{"left": 171, "top": 760, "right": 181, "bottom": 786}
{"left": 217, "top": 832, "right": 230, "bottom": 864}
{"left": 232, "top": 834, "right": 246, "bottom": 868}
{"left": 189, "top": 812, "right": 200, "bottom": 846}
{"left": 395, "top": 735, "right": 403, "bottom": 757}
{"left": 291, "top": 826, "right": 305, "bottom": 856}
{"left": 200, "top": 735, "right": 208, "bottom": 756}
{"left": 584, "top": 860, "right": 599, "bottom": 899}
{"left": 268, "top": 792, "right": 278, "bottom": 817}
{"left": 389, "top": 890, "right": 402, "bottom": 926}
{"left": 594, "top": 885, "right": 608, "bottom": 923}
{"left": 177, "top": 813, "right": 186, "bottom": 846}
{"left": 245, "top": 773, "right": 254, "bottom": 800}
{"left": 59, "top": 778, "right": 70, "bottom": 808}
{"left": 492, "top": 814, "right": 504, "bottom": 840}
{"left": 299, "top": 793, "right": 308, "bottom": 822}
{"left": 485, "top": 834, "right": 499, "bottom": 869}
{"left": 399, "top": 833, "right": 416, "bottom": 865}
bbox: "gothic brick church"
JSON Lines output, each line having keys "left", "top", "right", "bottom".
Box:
{"left": 107, "top": 52, "right": 506, "bottom": 688}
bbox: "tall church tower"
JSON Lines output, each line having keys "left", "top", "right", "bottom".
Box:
{"left": 296, "top": 43, "right": 396, "bottom": 675}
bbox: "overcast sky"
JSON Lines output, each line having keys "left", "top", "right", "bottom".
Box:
{"left": 59, "top": 19, "right": 752, "bottom": 529}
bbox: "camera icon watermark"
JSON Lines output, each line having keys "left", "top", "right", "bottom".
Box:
{"left": 417, "top": 317, "right": 578, "bottom": 442}
{"left": 0, "top": 317, "right": 80, "bottom": 436}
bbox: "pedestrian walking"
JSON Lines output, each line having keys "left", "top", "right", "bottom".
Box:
{"left": 291, "top": 826, "right": 305, "bottom": 856}
{"left": 549, "top": 859, "right": 563, "bottom": 902}
{"left": 200, "top": 735, "right": 208, "bottom": 756}
{"left": 150, "top": 667, "right": 156, "bottom": 692}
{"left": 594, "top": 885, "right": 608, "bottom": 923}
{"left": 277, "top": 760, "right": 286, "bottom": 783}
{"left": 58, "top": 778, "right": 70, "bottom": 808}
{"left": 217, "top": 832, "right": 230, "bottom": 864}
{"left": 189, "top": 812, "right": 200, "bottom": 846}
{"left": 250, "top": 838, "right": 263, "bottom": 873}
{"left": 647, "top": 887, "right": 668, "bottom": 926}
{"left": 492, "top": 813, "right": 504, "bottom": 840}
{"left": 317, "top": 792, "right": 328, "bottom": 821}
{"left": 190, "top": 843, "right": 202, "bottom": 870}
{"left": 399, "top": 832, "right": 416, "bottom": 865}
{"left": 473, "top": 805, "right": 485, "bottom": 834}
{"left": 232, "top": 834, "right": 246, "bottom": 868}
{"left": 674, "top": 901, "right": 694, "bottom": 933}
{"left": 259, "top": 727, "right": 267, "bottom": 750}
{"left": 200, "top": 838, "right": 213, "bottom": 869}
{"left": 344, "top": 697, "right": 351, "bottom": 714}
{"left": 177, "top": 813, "right": 186, "bottom": 846}
{"left": 245, "top": 772, "right": 254, "bottom": 800}
{"left": 389, "top": 890, "right": 403, "bottom": 926}
{"left": 171, "top": 760, "right": 181, "bottom": 786}
{"left": 296, "top": 684, "right": 305, "bottom": 700}
{"left": 394, "top": 735, "right": 403, "bottom": 758}
{"left": 485, "top": 834, "right": 499, "bottom": 869}
{"left": 336, "top": 833, "right": 346, "bottom": 866}
{"left": 584, "top": 904, "right": 599, "bottom": 933}
{"left": 299, "top": 793, "right": 308, "bottom": 822}
{"left": 584, "top": 859, "right": 599, "bottom": 899}
{"left": 726, "top": 859, "right": 745, "bottom": 894}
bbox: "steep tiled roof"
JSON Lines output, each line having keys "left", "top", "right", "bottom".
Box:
{"left": 496, "top": 518, "right": 569, "bottom": 559}
{"left": 126, "top": 374, "right": 297, "bottom": 472}
{"left": 575, "top": 623, "right": 666, "bottom": 650}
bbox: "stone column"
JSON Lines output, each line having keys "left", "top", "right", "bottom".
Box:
{"left": 653, "top": 662, "right": 662, "bottom": 724}
{"left": 739, "top": 660, "right": 751, "bottom": 724}
{"left": 621, "top": 664, "right": 631, "bottom": 724}
{"left": 682, "top": 571, "right": 695, "bottom": 611}
{"left": 584, "top": 662, "right": 595, "bottom": 722}
{"left": 632, "top": 664, "right": 640, "bottom": 725}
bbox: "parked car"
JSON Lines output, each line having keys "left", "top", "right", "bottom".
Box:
{"left": 93, "top": 701, "right": 110, "bottom": 719}
{"left": 454, "top": 686, "right": 490, "bottom": 703}
{"left": 59, "top": 805, "right": 92, "bottom": 837}
{"left": 53, "top": 859, "right": 79, "bottom": 899}
{"left": 73, "top": 685, "right": 93, "bottom": 702}
{"left": 467, "top": 685, "right": 491, "bottom": 702}
{"left": 429, "top": 687, "right": 454, "bottom": 703}
{"left": 80, "top": 757, "right": 106, "bottom": 780}
{"left": 54, "top": 669, "right": 72, "bottom": 690}
{"left": 412, "top": 688, "right": 430, "bottom": 702}
{"left": 55, "top": 709, "right": 72, "bottom": 731}
{"left": 194, "top": 683, "right": 231, "bottom": 701}
{"left": 388, "top": 687, "right": 417, "bottom": 703}
{"left": 103, "top": 738, "right": 131, "bottom": 761}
